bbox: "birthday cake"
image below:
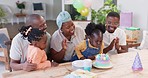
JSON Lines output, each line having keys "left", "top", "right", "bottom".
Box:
{"left": 93, "top": 54, "right": 112, "bottom": 68}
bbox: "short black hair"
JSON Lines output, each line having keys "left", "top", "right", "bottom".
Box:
{"left": 19, "top": 25, "right": 46, "bottom": 43}
{"left": 85, "top": 23, "right": 106, "bottom": 36}
{"left": 107, "top": 12, "right": 120, "bottom": 19}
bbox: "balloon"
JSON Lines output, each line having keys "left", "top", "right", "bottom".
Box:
{"left": 73, "top": 0, "right": 84, "bottom": 9}
{"left": 80, "top": 7, "right": 89, "bottom": 16}
{"left": 76, "top": 6, "right": 84, "bottom": 13}
{"left": 83, "top": 0, "right": 92, "bottom": 8}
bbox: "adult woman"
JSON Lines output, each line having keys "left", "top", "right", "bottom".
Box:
{"left": 50, "top": 11, "right": 85, "bottom": 63}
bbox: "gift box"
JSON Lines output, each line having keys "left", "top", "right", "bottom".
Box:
{"left": 125, "top": 27, "right": 140, "bottom": 41}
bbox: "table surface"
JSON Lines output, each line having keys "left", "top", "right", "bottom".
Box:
{"left": 2, "top": 49, "right": 148, "bottom": 78}
{"left": 14, "top": 13, "right": 27, "bottom": 17}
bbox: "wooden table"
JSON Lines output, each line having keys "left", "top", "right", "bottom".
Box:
{"left": 14, "top": 13, "right": 27, "bottom": 24}
{"left": 2, "top": 50, "right": 148, "bottom": 78}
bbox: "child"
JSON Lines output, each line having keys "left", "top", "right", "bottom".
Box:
{"left": 19, "top": 25, "right": 51, "bottom": 70}
{"left": 71, "top": 23, "right": 106, "bottom": 61}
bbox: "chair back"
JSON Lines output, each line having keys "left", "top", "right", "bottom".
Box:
{"left": 0, "top": 28, "right": 11, "bottom": 71}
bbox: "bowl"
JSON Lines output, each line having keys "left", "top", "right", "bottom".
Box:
{"left": 72, "top": 60, "right": 84, "bottom": 70}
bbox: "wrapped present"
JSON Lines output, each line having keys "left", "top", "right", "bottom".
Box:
{"left": 125, "top": 27, "right": 140, "bottom": 41}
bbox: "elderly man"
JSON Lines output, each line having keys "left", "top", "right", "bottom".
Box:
{"left": 50, "top": 11, "right": 85, "bottom": 63}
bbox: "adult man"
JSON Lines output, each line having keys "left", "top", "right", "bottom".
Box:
{"left": 10, "top": 14, "right": 51, "bottom": 71}
{"left": 103, "top": 12, "right": 128, "bottom": 55}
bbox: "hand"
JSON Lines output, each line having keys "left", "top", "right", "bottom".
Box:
{"left": 115, "top": 37, "right": 120, "bottom": 50}
{"left": 88, "top": 56, "right": 95, "bottom": 60}
{"left": 22, "top": 61, "right": 37, "bottom": 71}
{"left": 62, "top": 39, "right": 67, "bottom": 50}
{"left": 51, "top": 62, "right": 59, "bottom": 67}
{"left": 109, "top": 39, "right": 116, "bottom": 50}
{"left": 80, "top": 57, "right": 86, "bottom": 60}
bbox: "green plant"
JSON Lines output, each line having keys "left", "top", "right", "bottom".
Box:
{"left": 16, "top": 1, "right": 26, "bottom": 13}
{"left": 16, "top": 1, "right": 25, "bottom": 9}
{"left": 0, "top": 7, "right": 6, "bottom": 19}
{"left": 0, "top": 6, "right": 6, "bottom": 28}
{"left": 74, "top": 15, "right": 87, "bottom": 21}
{"left": 91, "top": 0, "right": 120, "bottom": 24}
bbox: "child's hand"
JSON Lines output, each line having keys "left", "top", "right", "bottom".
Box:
{"left": 88, "top": 56, "right": 95, "bottom": 60}
{"left": 62, "top": 39, "right": 67, "bottom": 50}
{"left": 80, "top": 57, "right": 86, "bottom": 60}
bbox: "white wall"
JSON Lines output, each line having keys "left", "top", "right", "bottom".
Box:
{"left": 0, "top": 0, "right": 53, "bottom": 20}
{"left": 0, "top": 0, "right": 104, "bottom": 21}
{"left": 52, "top": 0, "right": 62, "bottom": 20}
{"left": 91, "top": 0, "right": 104, "bottom": 11}
{"left": 118, "top": 0, "right": 148, "bottom": 30}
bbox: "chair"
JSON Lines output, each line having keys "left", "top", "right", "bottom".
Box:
{"left": 0, "top": 4, "right": 14, "bottom": 25}
{"left": 0, "top": 28, "right": 11, "bottom": 71}
{"left": 32, "top": 3, "right": 46, "bottom": 20}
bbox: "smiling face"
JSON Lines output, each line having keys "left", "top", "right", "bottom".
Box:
{"left": 106, "top": 16, "right": 120, "bottom": 33}
{"left": 61, "top": 20, "right": 75, "bottom": 37}
{"left": 30, "top": 16, "right": 47, "bottom": 32}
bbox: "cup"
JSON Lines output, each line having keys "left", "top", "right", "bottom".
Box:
{"left": 83, "top": 59, "right": 92, "bottom": 71}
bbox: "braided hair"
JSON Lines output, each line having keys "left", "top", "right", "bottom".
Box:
{"left": 19, "top": 25, "right": 46, "bottom": 43}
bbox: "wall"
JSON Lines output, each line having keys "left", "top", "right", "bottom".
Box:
{"left": 91, "top": 0, "right": 104, "bottom": 11}
{"left": 52, "top": 0, "right": 62, "bottom": 20}
{"left": 118, "top": 0, "right": 148, "bottom": 30}
{"left": 0, "top": 0, "right": 53, "bottom": 21}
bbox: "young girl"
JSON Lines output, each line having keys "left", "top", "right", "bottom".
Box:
{"left": 71, "top": 23, "right": 106, "bottom": 61}
{"left": 19, "top": 26, "right": 51, "bottom": 70}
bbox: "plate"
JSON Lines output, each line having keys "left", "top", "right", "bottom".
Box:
{"left": 92, "top": 62, "right": 113, "bottom": 69}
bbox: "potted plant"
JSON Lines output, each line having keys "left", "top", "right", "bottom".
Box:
{"left": 16, "top": 1, "right": 26, "bottom": 14}
{"left": 0, "top": 6, "right": 6, "bottom": 28}
{"left": 91, "top": 0, "right": 120, "bottom": 24}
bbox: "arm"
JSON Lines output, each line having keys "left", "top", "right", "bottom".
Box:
{"left": 115, "top": 39, "right": 128, "bottom": 53}
{"left": 75, "top": 44, "right": 85, "bottom": 60}
{"left": 50, "top": 48, "right": 66, "bottom": 63}
{"left": 116, "top": 45, "right": 128, "bottom": 54}
{"left": 10, "top": 59, "right": 37, "bottom": 71}
{"left": 29, "top": 48, "right": 51, "bottom": 69}
{"left": 74, "top": 40, "right": 89, "bottom": 60}
{"left": 50, "top": 39, "right": 67, "bottom": 63}
{"left": 103, "top": 39, "right": 116, "bottom": 54}
{"left": 34, "top": 61, "right": 51, "bottom": 70}
{"left": 9, "top": 34, "right": 37, "bottom": 71}
{"left": 87, "top": 42, "right": 103, "bottom": 60}
{"left": 116, "top": 33, "right": 128, "bottom": 53}
{"left": 99, "top": 42, "right": 104, "bottom": 54}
